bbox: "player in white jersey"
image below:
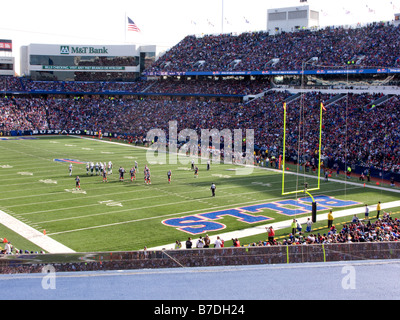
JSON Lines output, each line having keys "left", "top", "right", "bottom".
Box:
{"left": 69, "top": 163, "right": 73, "bottom": 176}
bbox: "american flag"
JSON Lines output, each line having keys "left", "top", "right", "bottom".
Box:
{"left": 127, "top": 17, "right": 141, "bottom": 32}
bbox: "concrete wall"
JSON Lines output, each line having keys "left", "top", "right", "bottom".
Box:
{"left": 1, "top": 242, "right": 400, "bottom": 274}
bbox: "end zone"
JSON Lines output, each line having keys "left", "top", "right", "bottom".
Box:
{"left": 54, "top": 158, "right": 86, "bottom": 164}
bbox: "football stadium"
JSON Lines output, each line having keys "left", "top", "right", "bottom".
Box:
{"left": 1, "top": 0, "right": 400, "bottom": 301}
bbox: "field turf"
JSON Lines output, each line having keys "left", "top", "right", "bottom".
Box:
{"left": 0, "top": 135, "right": 398, "bottom": 252}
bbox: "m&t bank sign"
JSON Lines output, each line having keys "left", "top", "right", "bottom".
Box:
{"left": 60, "top": 45, "right": 109, "bottom": 55}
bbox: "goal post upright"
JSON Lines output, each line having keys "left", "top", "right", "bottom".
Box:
{"left": 281, "top": 102, "right": 287, "bottom": 195}
{"left": 281, "top": 96, "right": 325, "bottom": 204}
{"left": 316, "top": 100, "right": 324, "bottom": 190}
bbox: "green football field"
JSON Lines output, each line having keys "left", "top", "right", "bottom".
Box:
{"left": 0, "top": 135, "right": 399, "bottom": 253}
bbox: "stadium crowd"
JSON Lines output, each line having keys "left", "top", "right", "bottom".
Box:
{"left": 173, "top": 209, "right": 400, "bottom": 250}
{"left": 0, "top": 75, "right": 272, "bottom": 96}
{"left": 253, "top": 211, "right": 400, "bottom": 246}
{"left": 0, "top": 89, "right": 399, "bottom": 174}
{"left": 147, "top": 22, "right": 400, "bottom": 73}
{"left": 0, "top": 76, "right": 152, "bottom": 93}
{"left": 0, "top": 237, "right": 44, "bottom": 255}
{"left": 147, "top": 78, "right": 270, "bottom": 96}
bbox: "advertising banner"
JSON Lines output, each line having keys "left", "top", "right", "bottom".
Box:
{"left": 0, "top": 40, "right": 12, "bottom": 52}
{"left": 143, "top": 68, "right": 400, "bottom": 77}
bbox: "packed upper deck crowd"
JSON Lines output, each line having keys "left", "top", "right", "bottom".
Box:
{"left": 0, "top": 76, "right": 151, "bottom": 93}
{"left": 0, "top": 75, "right": 271, "bottom": 96}
{"left": 147, "top": 22, "right": 400, "bottom": 73}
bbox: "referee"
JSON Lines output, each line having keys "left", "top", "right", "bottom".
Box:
{"left": 210, "top": 183, "right": 216, "bottom": 197}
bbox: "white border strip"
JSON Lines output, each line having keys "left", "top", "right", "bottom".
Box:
{"left": 0, "top": 209, "right": 75, "bottom": 253}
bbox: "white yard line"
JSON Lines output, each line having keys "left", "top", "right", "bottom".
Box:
{"left": 0, "top": 209, "right": 75, "bottom": 253}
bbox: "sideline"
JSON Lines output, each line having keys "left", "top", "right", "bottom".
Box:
{"left": 0, "top": 209, "right": 75, "bottom": 253}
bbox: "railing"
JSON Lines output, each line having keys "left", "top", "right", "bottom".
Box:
{"left": 1, "top": 242, "right": 400, "bottom": 274}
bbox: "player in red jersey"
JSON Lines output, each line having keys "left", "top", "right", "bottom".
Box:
{"left": 167, "top": 170, "right": 172, "bottom": 184}
{"left": 146, "top": 168, "right": 151, "bottom": 185}
{"left": 75, "top": 176, "right": 81, "bottom": 190}
{"left": 130, "top": 167, "right": 136, "bottom": 182}
{"left": 102, "top": 169, "right": 108, "bottom": 183}
{"left": 119, "top": 167, "right": 125, "bottom": 181}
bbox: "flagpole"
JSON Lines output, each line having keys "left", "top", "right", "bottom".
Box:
{"left": 124, "top": 12, "right": 127, "bottom": 43}
{"left": 221, "top": 0, "right": 224, "bottom": 34}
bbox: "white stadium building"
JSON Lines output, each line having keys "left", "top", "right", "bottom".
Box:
{"left": 20, "top": 43, "right": 157, "bottom": 81}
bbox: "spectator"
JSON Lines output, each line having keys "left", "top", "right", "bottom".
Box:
{"left": 291, "top": 219, "right": 297, "bottom": 235}
{"left": 328, "top": 210, "right": 334, "bottom": 229}
{"left": 214, "top": 236, "right": 223, "bottom": 248}
{"left": 365, "top": 204, "right": 370, "bottom": 220}
{"left": 174, "top": 240, "right": 182, "bottom": 249}
{"left": 376, "top": 202, "right": 381, "bottom": 219}
{"left": 185, "top": 237, "right": 192, "bottom": 249}
{"left": 4, "top": 242, "right": 12, "bottom": 254}
{"left": 196, "top": 237, "right": 204, "bottom": 248}
{"left": 203, "top": 234, "right": 211, "bottom": 248}
{"left": 306, "top": 218, "right": 312, "bottom": 233}
{"left": 266, "top": 226, "right": 275, "bottom": 244}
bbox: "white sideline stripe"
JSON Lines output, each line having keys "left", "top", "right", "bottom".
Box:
{"left": 0, "top": 209, "right": 75, "bottom": 253}
{"left": 147, "top": 200, "right": 400, "bottom": 251}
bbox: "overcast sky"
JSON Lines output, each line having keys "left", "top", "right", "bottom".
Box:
{"left": 1, "top": 0, "right": 398, "bottom": 74}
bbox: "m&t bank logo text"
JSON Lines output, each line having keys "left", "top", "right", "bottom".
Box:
{"left": 60, "top": 45, "right": 109, "bottom": 55}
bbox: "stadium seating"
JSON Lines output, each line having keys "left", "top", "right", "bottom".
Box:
{"left": 0, "top": 91, "right": 399, "bottom": 176}
{"left": 148, "top": 22, "right": 400, "bottom": 73}
{"left": 1, "top": 20, "right": 400, "bottom": 261}
{"left": 0, "top": 21, "right": 400, "bottom": 180}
